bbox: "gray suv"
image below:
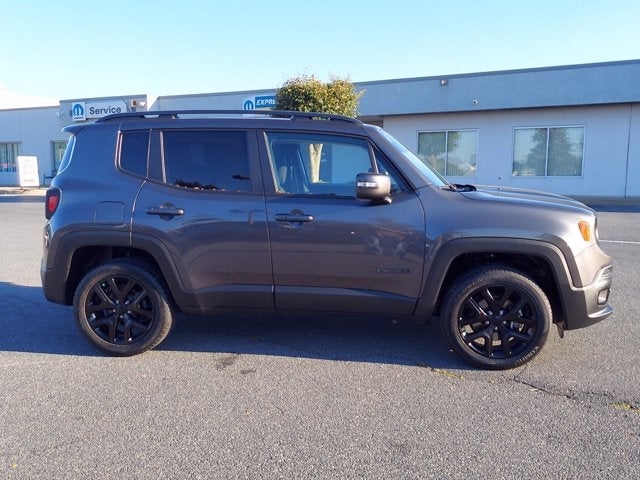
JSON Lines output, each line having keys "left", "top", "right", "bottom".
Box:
{"left": 41, "top": 110, "right": 613, "bottom": 369}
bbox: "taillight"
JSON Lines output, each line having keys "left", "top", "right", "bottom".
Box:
{"left": 45, "top": 188, "right": 60, "bottom": 219}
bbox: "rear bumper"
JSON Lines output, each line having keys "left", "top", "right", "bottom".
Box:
{"left": 562, "top": 264, "right": 613, "bottom": 330}
{"left": 41, "top": 259, "right": 70, "bottom": 305}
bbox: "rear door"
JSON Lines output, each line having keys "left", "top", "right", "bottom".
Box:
{"left": 132, "top": 128, "right": 273, "bottom": 310}
{"left": 261, "top": 131, "right": 426, "bottom": 314}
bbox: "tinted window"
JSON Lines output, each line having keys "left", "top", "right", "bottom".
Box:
{"left": 120, "top": 130, "right": 149, "bottom": 177}
{"left": 163, "top": 131, "right": 251, "bottom": 192}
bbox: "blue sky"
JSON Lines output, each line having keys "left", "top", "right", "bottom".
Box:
{"left": 2, "top": 0, "right": 639, "bottom": 100}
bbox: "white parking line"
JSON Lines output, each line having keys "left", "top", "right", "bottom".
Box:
{"left": 601, "top": 240, "right": 640, "bottom": 245}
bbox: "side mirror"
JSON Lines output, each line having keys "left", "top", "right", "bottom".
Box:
{"left": 356, "top": 173, "right": 392, "bottom": 204}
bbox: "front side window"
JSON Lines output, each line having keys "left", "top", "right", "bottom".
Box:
{"left": 513, "top": 126, "right": 585, "bottom": 176}
{"left": 417, "top": 130, "right": 478, "bottom": 177}
{"left": 266, "top": 132, "right": 376, "bottom": 196}
{"left": 0, "top": 142, "right": 21, "bottom": 173}
{"left": 162, "top": 130, "right": 251, "bottom": 192}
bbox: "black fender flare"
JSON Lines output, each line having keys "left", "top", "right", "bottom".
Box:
{"left": 414, "top": 237, "right": 574, "bottom": 319}
{"left": 44, "top": 229, "right": 191, "bottom": 307}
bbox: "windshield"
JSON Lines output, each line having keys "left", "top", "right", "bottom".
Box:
{"left": 375, "top": 128, "right": 448, "bottom": 187}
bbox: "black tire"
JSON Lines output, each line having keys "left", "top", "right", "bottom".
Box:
{"left": 440, "top": 267, "right": 551, "bottom": 370}
{"left": 73, "top": 259, "right": 174, "bottom": 356}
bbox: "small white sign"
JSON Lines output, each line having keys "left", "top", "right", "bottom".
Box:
{"left": 17, "top": 156, "right": 40, "bottom": 187}
{"left": 72, "top": 102, "right": 86, "bottom": 121}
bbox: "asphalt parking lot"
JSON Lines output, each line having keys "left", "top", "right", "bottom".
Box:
{"left": 0, "top": 196, "right": 638, "bottom": 479}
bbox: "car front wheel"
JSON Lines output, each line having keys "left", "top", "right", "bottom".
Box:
{"left": 73, "top": 259, "right": 174, "bottom": 356}
{"left": 441, "top": 267, "right": 551, "bottom": 370}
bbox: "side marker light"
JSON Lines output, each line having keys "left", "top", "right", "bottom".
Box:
{"left": 578, "top": 221, "right": 591, "bottom": 242}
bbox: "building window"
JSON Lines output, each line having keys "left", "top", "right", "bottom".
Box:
{"left": 0, "top": 142, "right": 21, "bottom": 173}
{"left": 417, "top": 130, "right": 478, "bottom": 177}
{"left": 51, "top": 141, "right": 68, "bottom": 171}
{"left": 513, "top": 126, "right": 585, "bottom": 176}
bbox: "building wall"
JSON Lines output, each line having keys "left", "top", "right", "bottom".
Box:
{"left": 0, "top": 106, "right": 66, "bottom": 186}
{"left": 153, "top": 91, "right": 275, "bottom": 111}
{"left": 383, "top": 104, "right": 637, "bottom": 199}
{"left": 627, "top": 104, "right": 640, "bottom": 197}
{"left": 358, "top": 60, "right": 640, "bottom": 116}
{"left": 0, "top": 61, "right": 638, "bottom": 198}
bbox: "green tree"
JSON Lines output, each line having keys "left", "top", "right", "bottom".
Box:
{"left": 275, "top": 74, "right": 363, "bottom": 117}
{"left": 275, "top": 75, "right": 363, "bottom": 181}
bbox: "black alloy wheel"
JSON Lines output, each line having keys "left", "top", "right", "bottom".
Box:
{"left": 441, "top": 267, "right": 551, "bottom": 370}
{"left": 73, "top": 259, "right": 173, "bottom": 356}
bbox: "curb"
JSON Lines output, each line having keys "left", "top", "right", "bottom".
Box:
{"left": 0, "top": 188, "right": 47, "bottom": 196}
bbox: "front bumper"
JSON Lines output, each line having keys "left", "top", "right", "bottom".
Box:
{"left": 561, "top": 264, "right": 613, "bottom": 330}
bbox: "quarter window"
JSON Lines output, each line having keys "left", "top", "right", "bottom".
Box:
{"left": 417, "top": 130, "right": 478, "bottom": 177}
{"left": 513, "top": 126, "right": 585, "bottom": 176}
{"left": 120, "top": 131, "right": 149, "bottom": 177}
{"left": 0, "top": 142, "right": 21, "bottom": 173}
{"left": 162, "top": 131, "right": 251, "bottom": 192}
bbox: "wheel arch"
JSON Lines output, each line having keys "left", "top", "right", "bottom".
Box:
{"left": 416, "top": 238, "right": 573, "bottom": 326}
{"left": 50, "top": 231, "right": 189, "bottom": 307}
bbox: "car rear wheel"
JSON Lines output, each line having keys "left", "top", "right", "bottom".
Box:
{"left": 73, "top": 259, "right": 173, "bottom": 356}
{"left": 441, "top": 267, "right": 551, "bottom": 370}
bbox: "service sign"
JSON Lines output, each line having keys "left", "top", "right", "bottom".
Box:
{"left": 72, "top": 101, "right": 127, "bottom": 121}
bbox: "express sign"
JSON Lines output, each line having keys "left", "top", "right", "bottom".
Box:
{"left": 242, "top": 94, "right": 276, "bottom": 110}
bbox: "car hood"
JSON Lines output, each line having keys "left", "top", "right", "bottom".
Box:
{"left": 459, "top": 185, "right": 593, "bottom": 214}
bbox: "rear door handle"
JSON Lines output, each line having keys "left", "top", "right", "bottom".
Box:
{"left": 275, "top": 213, "right": 314, "bottom": 223}
{"left": 146, "top": 203, "right": 184, "bottom": 217}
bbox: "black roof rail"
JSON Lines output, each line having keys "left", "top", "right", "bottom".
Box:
{"left": 95, "top": 109, "right": 362, "bottom": 124}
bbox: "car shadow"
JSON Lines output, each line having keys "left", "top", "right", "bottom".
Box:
{"left": 0, "top": 281, "right": 469, "bottom": 370}
{"left": 0, "top": 282, "right": 97, "bottom": 356}
{"left": 161, "top": 310, "right": 466, "bottom": 369}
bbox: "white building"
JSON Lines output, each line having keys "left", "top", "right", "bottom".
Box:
{"left": 1, "top": 60, "right": 639, "bottom": 201}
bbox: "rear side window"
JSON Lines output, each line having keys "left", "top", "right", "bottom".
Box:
{"left": 120, "top": 130, "right": 149, "bottom": 177}
{"left": 162, "top": 130, "right": 251, "bottom": 192}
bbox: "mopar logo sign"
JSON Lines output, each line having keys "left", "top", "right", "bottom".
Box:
{"left": 72, "top": 102, "right": 86, "bottom": 121}
{"left": 71, "top": 100, "right": 127, "bottom": 121}
{"left": 242, "top": 94, "right": 276, "bottom": 111}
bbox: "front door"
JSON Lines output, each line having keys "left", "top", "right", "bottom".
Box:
{"left": 262, "top": 131, "right": 426, "bottom": 315}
